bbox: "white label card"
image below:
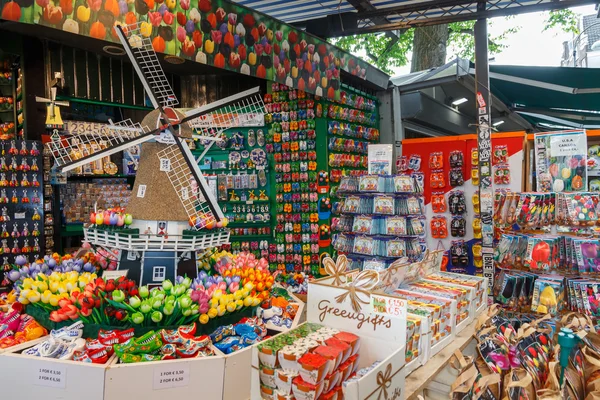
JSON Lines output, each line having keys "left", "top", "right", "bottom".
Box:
{"left": 370, "top": 294, "right": 407, "bottom": 320}
{"left": 33, "top": 364, "right": 67, "bottom": 388}
{"left": 14, "top": 212, "right": 25, "bottom": 219}
{"left": 153, "top": 364, "right": 190, "bottom": 390}
{"left": 137, "top": 185, "right": 147, "bottom": 198}
{"left": 159, "top": 158, "right": 171, "bottom": 172}
{"left": 103, "top": 269, "right": 128, "bottom": 279}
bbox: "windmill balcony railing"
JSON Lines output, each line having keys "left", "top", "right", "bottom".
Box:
{"left": 83, "top": 226, "right": 231, "bottom": 251}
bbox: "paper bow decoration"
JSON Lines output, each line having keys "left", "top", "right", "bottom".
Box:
{"left": 378, "top": 257, "right": 409, "bottom": 289}
{"left": 322, "top": 254, "right": 348, "bottom": 286}
{"left": 364, "top": 362, "right": 403, "bottom": 400}
{"left": 334, "top": 269, "right": 379, "bottom": 313}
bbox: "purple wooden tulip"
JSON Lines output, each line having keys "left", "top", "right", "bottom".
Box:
{"left": 7, "top": 269, "right": 20, "bottom": 281}
{"left": 48, "top": 258, "right": 56, "bottom": 268}
{"left": 109, "top": 213, "right": 118, "bottom": 226}
{"left": 83, "top": 262, "right": 94, "bottom": 272}
{"left": 15, "top": 255, "right": 27, "bottom": 266}
{"left": 234, "top": 35, "right": 240, "bottom": 48}
{"left": 186, "top": 20, "right": 195, "bottom": 34}
{"left": 158, "top": 4, "right": 167, "bottom": 15}
{"left": 75, "top": 259, "right": 84, "bottom": 267}
{"left": 219, "top": 23, "right": 228, "bottom": 35}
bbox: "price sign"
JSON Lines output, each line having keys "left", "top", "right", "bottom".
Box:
{"left": 153, "top": 364, "right": 190, "bottom": 390}
{"left": 370, "top": 294, "right": 407, "bottom": 320}
{"left": 33, "top": 364, "right": 67, "bottom": 388}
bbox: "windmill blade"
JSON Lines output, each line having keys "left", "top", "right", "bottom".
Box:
{"left": 54, "top": 101, "right": 70, "bottom": 107}
{"left": 115, "top": 24, "right": 178, "bottom": 110}
{"left": 156, "top": 138, "right": 224, "bottom": 230}
{"left": 50, "top": 87, "right": 57, "bottom": 101}
{"left": 46, "top": 119, "right": 152, "bottom": 172}
{"left": 35, "top": 96, "right": 51, "bottom": 103}
{"left": 184, "top": 87, "right": 264, "bottom": 138}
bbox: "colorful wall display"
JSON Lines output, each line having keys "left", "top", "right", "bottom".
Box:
{"left": 400, "top": 132, "right": 525, "bottom": 276}
{"left": 0, "top": 0, "right": 369, "bottom": 99}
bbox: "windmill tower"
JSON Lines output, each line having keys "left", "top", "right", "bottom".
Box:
{"left": 45, "top": 23, "right": 264, "bottom": 285}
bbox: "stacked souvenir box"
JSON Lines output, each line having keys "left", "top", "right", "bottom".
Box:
{"left": 257, "top": 323, "right": 360, "bottom": 400}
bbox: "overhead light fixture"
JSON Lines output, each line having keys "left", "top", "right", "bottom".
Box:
{"left": 451, "top": 98, "right": 468, "bottom": 106}
{"left": 493, "top": 120, "right": 505, "bottom": 127}
{"left": 102, "top": 45, "right": 126, "bottom": 56}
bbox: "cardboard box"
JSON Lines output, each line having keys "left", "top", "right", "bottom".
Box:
{"left": 0, "top": 338, "right": 111, "bottom": 400}
{"left": 104, "top": 346, "right": 225, "bottom": 400}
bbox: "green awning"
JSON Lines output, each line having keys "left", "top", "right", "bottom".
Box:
{"left": 487, "top": 65, "right": 600, "bottom": 129}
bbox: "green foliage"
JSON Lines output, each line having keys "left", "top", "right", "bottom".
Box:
{"left": 333, "top": 9, "right": 579, "bottom": 74}
{"left": 333, "top": 31, "right": 414, "bottom": 74}
{"left": 333, "top": 20, "right": 519, "bottom": 74}
{"left": 543, "top": 9, "right": 579, "bottom": 35}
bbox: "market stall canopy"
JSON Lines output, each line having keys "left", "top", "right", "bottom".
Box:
{"left": 232, "top": 0, "right": 598, "bottom": 36}
{"left": 390, "top": 58, "right": 533, "bottom": 136}
{"left": 486, "top": 65, "right": 600, "bottom": 130}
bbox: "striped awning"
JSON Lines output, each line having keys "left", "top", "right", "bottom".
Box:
{"left": 232, "top": 0, "right": 596, "bottom": 34}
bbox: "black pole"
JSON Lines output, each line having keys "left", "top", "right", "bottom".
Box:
{"left": 474, "top": 2, "right": 494, "bottom": 291}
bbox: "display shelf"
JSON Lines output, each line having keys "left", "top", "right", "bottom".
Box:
{"left": 404, "top": 316, "right": 480, "bottom": 400}
{"left": 67, "top": 174, "right": 136, "bottom": 179}
{"left": 340, "top": 232, "right": 423, "bottom": 239}
{"left": 226, "top": 221, "right": 270, "bottom": 228}
{"left": 226, "top": 200, "right": 269, "bottom": 204}
{"left": 229, "top": 234, "right": 271, "bottom": 241}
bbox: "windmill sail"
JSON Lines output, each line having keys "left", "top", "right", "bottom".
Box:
{"left": 116, "top": 23, "right": 178, "bottom": 109}
{"left": 46, "top": 119, "right": 151, "bottom": 172}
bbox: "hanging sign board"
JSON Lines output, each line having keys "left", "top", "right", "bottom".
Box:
{"left": 368, "top": 144, "right": 393, "bottom": 175}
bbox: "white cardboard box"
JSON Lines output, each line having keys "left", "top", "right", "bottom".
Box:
{"left": 250, "top": 324, "right": 406, "bottom": 400}
{"left": 0, "top": 338, "right": 109, "bottom": 400}
{"left": 104, "top": 347, "right": 226, "bottom": 400}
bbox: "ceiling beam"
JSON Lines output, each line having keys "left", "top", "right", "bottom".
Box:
{"left": 334, "top": 0, "right": 598, "bottom": 36}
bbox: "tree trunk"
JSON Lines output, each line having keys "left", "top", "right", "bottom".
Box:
{"left": 411, "top": 24, "right": 450, "bottom": 72}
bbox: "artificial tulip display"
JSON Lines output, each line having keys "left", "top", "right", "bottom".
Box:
{"left": 3, "top": 247, "right": 119, "bottom": 287}
{"left": 89, "top": 207, "right": 133, "bottom": 228}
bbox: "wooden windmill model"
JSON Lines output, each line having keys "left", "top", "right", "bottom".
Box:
{"left": 45, "top": 23, "right": 265, "bottom": 285}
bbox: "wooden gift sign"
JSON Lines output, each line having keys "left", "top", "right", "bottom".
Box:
{"left": 308, "top": 257, "right": 407, "bottom": 345}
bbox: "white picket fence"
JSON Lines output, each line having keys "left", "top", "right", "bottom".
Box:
{"left": 84, "top": 227, "right": 230, "bottom": 251}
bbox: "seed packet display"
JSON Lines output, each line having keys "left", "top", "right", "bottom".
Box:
{"left": 565, "top": 192, "right": 599, "bottom": 226}
{"left": 398, "top": 196, "right": 424, "bottom": 215}
{"left": 373, "top": 195, "right": 395, "bottom": 215}
{"left": 343, "top": 195, "right": 361, "bottom": 213}
{"left": 332, "top": 233, "right": 353, "bottom": 253}
{"left": 353, "top": 235, "right": 376, "bottom": 256}
{"left": 332, "top": 215, "right": 353, "bottom": 233}
{"left": 393, "top": 175, "right": 415, "bottom": 193}
{"left": 394, "top": 289, "right": 454, "bottom": 339}
{"left": 352, "top": 215, "right": 375, "bottom": 235}
{"left": 408, "top": 218, "right": 425, "bottom": 236}
{"left": 531, "top": 278, "right": 563, "bottom": 315}
{"left": 524, "top": 237, "right": 555, "bottom": 272}
{"left": 363, "top": 258, "right": 388, "bottom": 272}
{"left": 386, "top": 239, "right": 407, "bottom": 258}
{"left": 358, "top": 174, "right": 383, "bottom": 192}
{"left": 430, "top": 170, "right": 445, "bottom": 189}
{"left": 385, "top": 216, "right": 407, "bottom": 236}
{"left": 573, "top": 239, "right": 600, "bottom": 274}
